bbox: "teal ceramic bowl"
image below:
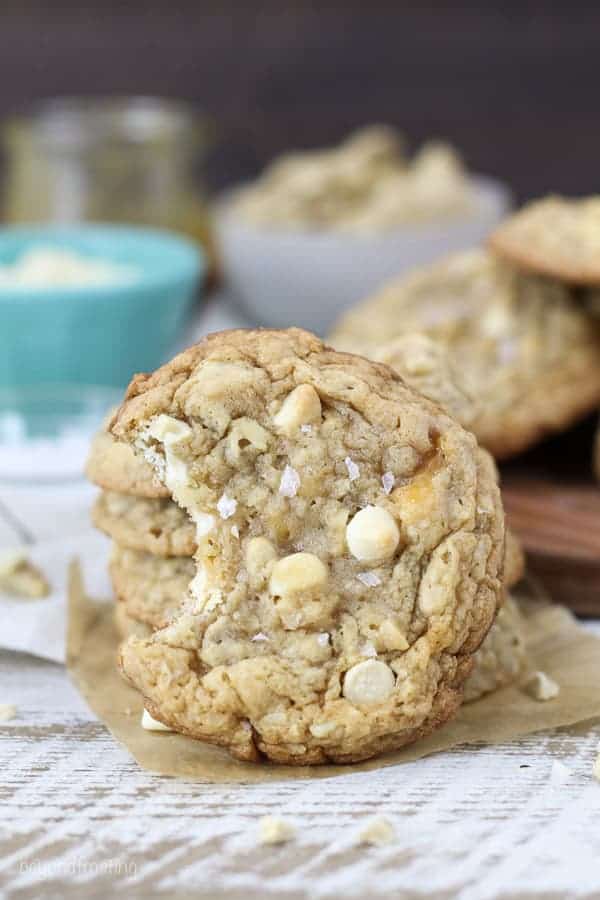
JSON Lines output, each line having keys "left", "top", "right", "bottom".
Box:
{"left": 0, "top": 225, "right": 204, "bottom": 387}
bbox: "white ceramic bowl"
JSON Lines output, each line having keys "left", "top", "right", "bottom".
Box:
{"left": 214, "top": 176, "right": 512, "bottom": 335}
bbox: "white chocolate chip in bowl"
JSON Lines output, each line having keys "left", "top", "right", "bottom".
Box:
{"left": 346, "top": 505, "right": 400, "bottom": 562}
{"left": 343, "top": 659, "right": 395, "bottom": 705}
{"left": 273, "top": 384, "right": 322, "bottom": 436}
{"left": 270, "top": 552, "right": 328, "bottom": 596}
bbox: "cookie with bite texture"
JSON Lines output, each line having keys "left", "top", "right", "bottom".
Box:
{"left": 109, "top": 544, "right": 194, "bottom": 629}
{"left": 489, "top": 195, "right": 600, "bottom": 285}
{"left": 111, "top": 327, "right": 504, "bottom": 765}
{"left": 329, "top": 250, "right": 600, "bottom": 460}
{"left": 93, "top": 491, "right": 196, "bottom": 557}
{"left": 86, "top": 418, "right": 169, "bottom": 498}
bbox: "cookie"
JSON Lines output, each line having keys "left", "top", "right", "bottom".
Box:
{"left": 504, "top": 528, "right": 525, "bottom": 589}
{"left": 93, "top": 491, "right": 196, "bottom": 557}
{"left": 463, "top": 594, "right": 526, "bottom": 703}
{"left": 111, "top": 327, "right": 504, "bottom": 765}
{"left": 489, "top": 195, "right": 600, "bottom": 285}
{"left": 86, "top": 420, "right": 169, "bottom": 498}
{"left": 109, "top": 544, "right": 194, "bottom": 628}
{"left": 329, "top": 250, "right": 600, "bottom": 459}
{"left": 114, "top": 602, "right": 153, "bottom": 640}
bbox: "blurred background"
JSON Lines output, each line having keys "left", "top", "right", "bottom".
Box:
{"left": 1, "top": 0, "right": 599, "bottom": 200}
{"left": 2, "top": 0, "right": 600, "bottom": 481}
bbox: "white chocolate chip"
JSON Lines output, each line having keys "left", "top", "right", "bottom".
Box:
{"left": 346, "top": 506, "right": 400, "bottom": 562}
{"left": 345, "top": 456, "right": 360, "bottom": 481}
{"left": 258, "top": 815, "right": 295, "bottom": 845}
{"left": 418, "top": 537, "right": 460, "bottom": 616}
{"left": 381, "top": 471, "right": 395, "bottom": 494}
{"left": 357, "top": 571, "right": 381, "bottom": 587}
{"left": 279, "top": 465, "right": 301, "bottom": 498}
{"left": 523, "top": 671, "right": 560, "bottom": 701}
{"left": 343, "top": 659, "right": 395, "bottom": 705}
{"left": 147, "top": 414, "right": 191, "bottom": 445}
{"left": 0, "top": 704, "right": 17, "bottom": 721}
{"left": 270, "top": 552, "right": 328, "bottom": 596}
{"left": 379, "top": 618, "right": 409, "bottom": 652}
{"left": 0, "top": 551, "right": 50, "bottom": 599}
{"left": 245, "top": 537, "right": 278, "bottom": 578}
{"left": 273, "top": 384, "right": 321, "bottom": 436}
{"left": 217, "top": 493, "right": 237, "bottom": 520}
{"left": 309, "top": 721, "right": 337, "bottom": 738}
{"left": 227, "top": 417, "right": 270, "bottom": 460}
{"left": 141, "top": 709, "right": 174, "bottom": 732}
{"left": 356, "top": 816, "right": 395, "bottom": 846}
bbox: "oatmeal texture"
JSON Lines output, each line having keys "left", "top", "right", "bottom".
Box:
{"left": 111, "top": 327, "right": 504, "bottom": 764}
{"left": 463, "top": 594, "right": 526, "bottom": 703}
{"left": 329, "top": 250, "right": 600, "bottom": 459}
{"left": 93, "top": 491, "right": 196, "bottom": 557}
{"left": 109, "top": 545, "right": 194, "bottom": 628}
{"left": 489, "top": 195, "right": 600, "bottom": 285}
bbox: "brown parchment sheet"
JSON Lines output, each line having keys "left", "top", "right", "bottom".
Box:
{"left": 67, "top": 561, "right": 600, "bottom": 784}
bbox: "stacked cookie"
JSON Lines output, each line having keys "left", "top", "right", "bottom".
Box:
{"left": 86, "top": 425, "right": 196, "bottom": 640}
{"left": 87, "top": 328, "right": 532, "bottom": 765}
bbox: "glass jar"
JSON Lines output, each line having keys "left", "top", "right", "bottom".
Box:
{"left": 1, "top": 96, "right": 215, "bottom": 273}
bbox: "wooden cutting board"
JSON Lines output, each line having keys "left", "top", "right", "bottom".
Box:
{"left": 503, "top": 477, "right": 600, "bottom": 617}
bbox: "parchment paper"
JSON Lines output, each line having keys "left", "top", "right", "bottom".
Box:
{"left": 67, "top": 562, "right": 600, "bottom": 784}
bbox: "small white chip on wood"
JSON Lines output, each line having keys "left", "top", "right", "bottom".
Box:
{"left": 258, "top": 815, "right": 295, "bottom": 845}
{"left": 522, "top": 671, "right": 560, "bottom": 701}
{"left": 141, "top": 709, "right": 174, "bottom": 732}
{"left": 0, "top": 704, "right": 17, "bottom": 721}
{"left": 356, "top": 815, "right": 395, "bottom": 846}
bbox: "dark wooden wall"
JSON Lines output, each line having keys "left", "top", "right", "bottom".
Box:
{"left": 1, "top": 1, "right": 600, "bottom": 201}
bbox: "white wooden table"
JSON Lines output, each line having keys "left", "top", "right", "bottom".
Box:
{"left": 2, "top": 304, "right": 600, "bottom": 899}
{"left": 2, "top": 481, "right": 600, "bottom": 900}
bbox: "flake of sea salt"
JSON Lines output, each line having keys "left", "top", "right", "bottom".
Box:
{"left": 345, "top": 456, "right": 360, "bottom": 481}
{"left": 381, "top": 472, "right": 395, "bottom": 494}
{"left": 279, "top": 465, "right": 300, "bottom": 498}
{"left": 300, "top": 424, "right": 312, "bottom": 434}
{"left": 251, "top": 632, "right": 269, "bottom": 643}
{"left": 217, "top": 493, "right": 237, "bottom": 520}
{"left": 357, "top": 571, "right": 381, "bottom": 587}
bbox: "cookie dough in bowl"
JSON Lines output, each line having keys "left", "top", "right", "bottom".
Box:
{"left": 111, "top": 327, "right": 504, "bottom": 765}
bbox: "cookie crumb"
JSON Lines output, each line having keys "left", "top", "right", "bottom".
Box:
{"left": 550, "top": 760, "right": 572, "bottom": 785}
{"left": 523, "top": 671, "right": 560, "bottom": 701}
{"left": 279, "top": 465, "right": 300, "bottom": 498}
{"left": 0, "top": 550, "right": 50, "bottom": 599}
{"left": 356, "top": 815, "right": 395, "bottom": 846}
{"left": 0, "top": 704, "right": 17, "bottom": 722}
{"left": 381, "top": 472, "right": 395, "bottom": 494}
{"left": 258, "top": 815, "right": 295, "bottom": 845}
{"left": 593, "top": 754, "right": 600, "bottom": 783}
{"left": 345, "top": 456, "right": 360, "bottom": 481}
{"left": 141, "top": 709, "right": 174, "bottom": 732}
{"left": 357, "top": 571, "right": 381, "bottom": 587}
{"left": 217, "top": 493, "right": 237, "bottom": 520}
